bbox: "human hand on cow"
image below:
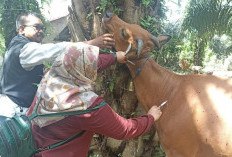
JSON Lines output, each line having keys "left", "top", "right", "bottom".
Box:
{"left": 148, "top": 106, "right": 162, "bottom": 121}
{"left": 115, "top": 51, "right": 128, "bottom": 63}
{"left": 86, "top": 33, "right": 115, "bottom": 49}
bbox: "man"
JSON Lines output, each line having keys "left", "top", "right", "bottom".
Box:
{"left": 0, "top": 12, "right": 120, "bottom": 117}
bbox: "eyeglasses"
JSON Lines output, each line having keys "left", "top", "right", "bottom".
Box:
{"left": 24, "top": 24, "right": 46, "bottom": 32}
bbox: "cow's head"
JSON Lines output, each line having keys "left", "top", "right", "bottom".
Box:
{"left": 103, "top": 13, "right": 171, "bottom": 59}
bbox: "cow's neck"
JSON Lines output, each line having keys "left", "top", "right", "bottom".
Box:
{"left": 127, "top": 58, "right": 179, "bottom": 111}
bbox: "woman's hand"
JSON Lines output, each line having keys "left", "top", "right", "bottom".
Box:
{"left": 148, "top": 106, "right": 162, "bottom": 121}
{"left": 116, "top": 51, "right": 128, "bottom": 63}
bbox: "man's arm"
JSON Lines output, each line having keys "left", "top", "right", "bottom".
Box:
{"left": 19, "top": 42, "right": 73, "bottom": 71}
{"left": 85, "top": 34, "right": 115, "bottom": 49}
{"left": 20, "top": 33, "right": 116, "bottom": 71}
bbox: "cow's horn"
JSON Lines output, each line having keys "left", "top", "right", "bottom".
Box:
{"left": 106, "top": 12, "right": 113, "bottom": 18}
{"left": 136, "top": 38, "right": 143, "bottom": 57}
{"left": 151, "top": 35, "right": 160, "bottom": 49}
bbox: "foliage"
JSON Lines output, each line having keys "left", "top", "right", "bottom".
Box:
{"left": 209, "top": 35, "right": 232, "bottom": 60}
{"left": 181, "top": 0, "right": 232, "bottom": 66}
{"left": 153, "top": 145, "right": 166, "bottom": 157}
{"left": 203, "top": 46, "right": 215, "bottom": 65}
{"left": 134, "top": 0, "right": 156, "bottom": 8}
{"left": 141, "top": 0, "right": 155, "bottom": 8}
{"left": 43, "top": 61, "right": 52, "bottom": 68}
{"left": 109, "top": 77, "right": 120, "bottom": 92}
{"left": 158, "top": 0, "right": 168, "bottom": 21}
{"left": 142, "top": 134, "right": 151, "bottom": 140}
{"left": 140, "top": 16, "right": 160, "bottom": 35}
{"left": 0, "top": 0, "right": 49, "bottom": 54}
{"left": 157, "top": 21, "right": 184, "bottom": 69}
{"left": 87, "top": 13, "right": 93, "bottom": 21}
{"left": 182, "top": 0, "right": 232, "bottom": 40}
{"left": 0, "top": 34, "right": 5, "bottom": 57}
{"left": 96, "top": 0, "right": 119, "bottom": 15}
{"left": 139, "top": 0, "right": 184, "bottom": 69}
{"left": 179, "top": 39, "right": 194, "bottom": 63}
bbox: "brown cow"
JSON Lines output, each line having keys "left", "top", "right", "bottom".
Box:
{"left": 103, "top": 13, "right": 232, "bottom": 157}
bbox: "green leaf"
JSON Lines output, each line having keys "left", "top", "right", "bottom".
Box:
{"left": 109, "top": 81, "right": 114, "bottom": 92}
{"left": 142, "top": 134, "right": 150, "bottom": 140}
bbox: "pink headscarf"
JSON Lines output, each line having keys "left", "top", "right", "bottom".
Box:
{"left": 34, "top": 43, "right": 99, "bottom": 127}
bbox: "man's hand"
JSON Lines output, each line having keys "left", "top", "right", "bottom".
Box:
{"left": 87, "top": 34, "right": 115, "bottom": 49}
{"left": 116, "top": 51, "right": 127, "bottom": 63}
{"left": 148, "top": 106, "right": 162, "bottom": 121}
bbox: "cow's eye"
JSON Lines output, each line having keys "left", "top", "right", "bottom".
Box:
{"left": 121, "top": 28, "right": 126, "bottom": 38}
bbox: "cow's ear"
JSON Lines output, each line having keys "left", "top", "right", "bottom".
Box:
{"left": 157, "top": 35, "right": 171, "bottom": 46}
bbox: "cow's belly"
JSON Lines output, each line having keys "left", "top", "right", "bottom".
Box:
{"left": 156, "top": 98, "right": 200, "bottom": 157}
{"left": 155, "top": 78, "right": 232, "bottom": 157}
{"left": 158, "top": 130, "right": 199, "bottom": 157}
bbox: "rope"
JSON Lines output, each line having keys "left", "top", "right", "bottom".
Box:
{"left": 132, "top": 54, "right": 151, "bottom": 80}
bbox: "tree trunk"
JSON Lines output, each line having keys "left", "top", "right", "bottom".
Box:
{"left": 67, "top": 0, "right": 164, "bottom": 156}
{"left": 193, "top": 39, "right": 205, "bottom": 66}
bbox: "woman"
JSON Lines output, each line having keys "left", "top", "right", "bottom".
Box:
{"left": 27, "top": 42, "right": 162, "bottom": 157}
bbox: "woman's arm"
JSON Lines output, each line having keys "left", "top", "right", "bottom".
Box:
{"left": 68, "top": 98, "right": 155, "bottom": 140}
{"left": 97, "top": 51, "right": 127, "bottom": 72}
{"left": 97, "top": 53, "right": 116, "bottom": 72}
{"left": 86, "top": 104, "right": 154, "bottom": 139}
